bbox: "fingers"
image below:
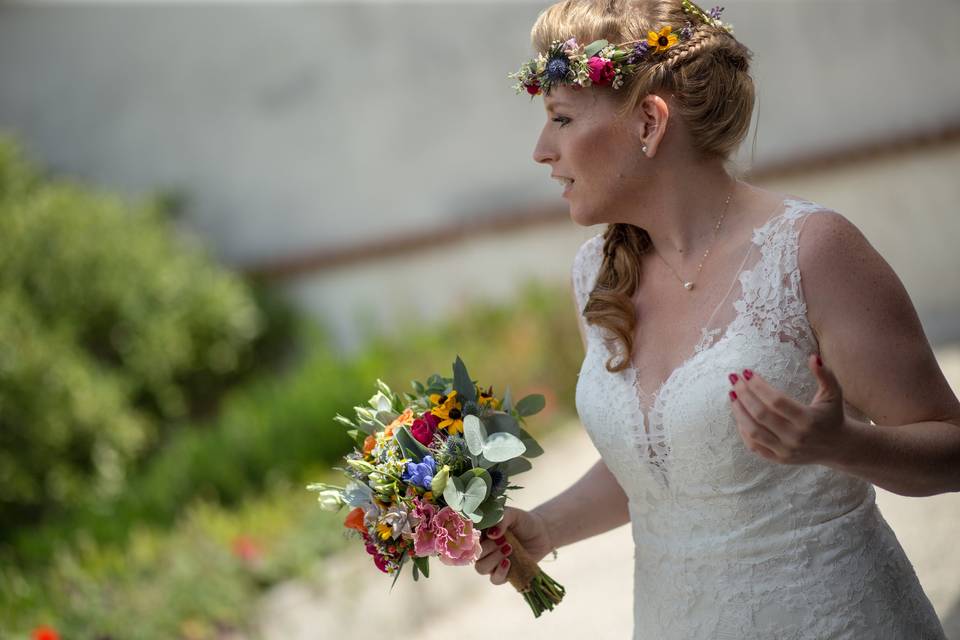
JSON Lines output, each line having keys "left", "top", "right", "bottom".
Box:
{"left": 474, "top": 531, "right": 513, "bottom": 584}
{"left": 809, "top": 353, "right": 842, "bottom": 403}
{"left": 736, "top": 370, "right": 806, "bottom": 423}
{"left": 730, "top": 396, "right": 785, "bottom": 459}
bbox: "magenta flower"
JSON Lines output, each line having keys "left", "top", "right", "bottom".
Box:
{"left": 587, "top": 56, "right": 616, "bottom": 85}
{"left": 411, "top": 416, "right": 436, "bottom": 446}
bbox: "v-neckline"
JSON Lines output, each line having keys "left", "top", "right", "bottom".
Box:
{"left": 621, "top": 194, "right": 799, "bottom": 420}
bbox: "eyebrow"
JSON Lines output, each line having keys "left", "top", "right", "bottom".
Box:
{"left": 545, "top": 101, "right": 571, "bottom": 112}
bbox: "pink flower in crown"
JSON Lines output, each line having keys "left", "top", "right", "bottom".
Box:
{"left": 562, "top": 37, "right": 578, "bottom": 53}
{"left": 410, "top": 497, "right": 439, "bottom": 555}
{"left": 431, "top": 506, "right": 482, "bottom": 566}
{"left": 587, "top": 56, "right": 616, "bottom": 85}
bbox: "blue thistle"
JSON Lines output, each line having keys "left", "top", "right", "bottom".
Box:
{"left": 545, "top": 56, "right": 570, "bottom": 82}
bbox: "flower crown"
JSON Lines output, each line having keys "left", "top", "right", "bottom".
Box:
{"left": 508, "top": 0, "right": 734, "bottom": 97}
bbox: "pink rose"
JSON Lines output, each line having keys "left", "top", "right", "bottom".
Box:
{"left": 587, "top": 56, "right": 615, "bottom": 85}
{"left": 411, "top": 417, "right": 436, "bottom": 446}
{"left": 431, "top": 506, "right": 482, "bottom": 566}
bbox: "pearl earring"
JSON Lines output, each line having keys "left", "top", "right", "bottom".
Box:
{"left": 642, "top": 144, "right": 648, "bottom": 153}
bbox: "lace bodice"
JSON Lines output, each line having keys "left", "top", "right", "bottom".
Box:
{"left": 572, "top": 197, "right": 946, "bottom": 639}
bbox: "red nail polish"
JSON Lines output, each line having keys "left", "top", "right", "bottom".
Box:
{"left": 729, "top": 390, "right": 737, "bottom": 401}
{"left": 501, "top": 558, "right": 509, "bottom": 569}
{"left": 742, "top": 369, "right": 753, "bottom": 380}
{"left": 501, "top": 544, "right": 512, "bottom": 555}
{"left": 488, "top": 527, "right": 499, "bottom": 537}
{"left": 816, "top": 355, "right": 823, "bottom": 367}
{"left": 728, "top": 373, "right": 739, "bottom": 385}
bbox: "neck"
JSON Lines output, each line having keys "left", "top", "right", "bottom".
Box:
{"left": 628, "top": 164, "right": 742, "bottom": 266}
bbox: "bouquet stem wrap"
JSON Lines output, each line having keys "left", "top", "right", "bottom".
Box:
{"left": 500, "top": 529, "right": 566, "bottom": 617}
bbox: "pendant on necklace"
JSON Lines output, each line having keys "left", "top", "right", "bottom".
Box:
{"left": 683, "top": 282, "right": 694, "bottom": 291}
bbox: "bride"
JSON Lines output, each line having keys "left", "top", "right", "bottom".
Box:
{"left": 474, "top": 0, "right": 959, "bottom": 638}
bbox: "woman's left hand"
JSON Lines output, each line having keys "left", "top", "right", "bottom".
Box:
{"left": 728, "top": 354, "right": 849, "bottom": 465}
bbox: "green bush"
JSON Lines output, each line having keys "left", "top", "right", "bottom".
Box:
{"left": 0, "top": 133, "right": 271, "bottom": 532}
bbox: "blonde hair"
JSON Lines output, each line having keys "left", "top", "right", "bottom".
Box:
{"left": 531, "top": 0, "right": 756, "bottom": 372}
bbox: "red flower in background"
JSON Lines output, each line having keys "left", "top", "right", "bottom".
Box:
{"left": 231, "top": 535, "right": 263, "bottom": 562}
{"left": 32, "top": 626, "right": 60, "bottom": 640}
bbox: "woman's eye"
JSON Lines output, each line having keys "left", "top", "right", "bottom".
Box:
{"left": 552, "top": 116, "right": 571, "bottom": 128}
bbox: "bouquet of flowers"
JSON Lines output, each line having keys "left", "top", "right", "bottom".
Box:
{"left": 308, "top": 356, "right": 565, "bottom": 617}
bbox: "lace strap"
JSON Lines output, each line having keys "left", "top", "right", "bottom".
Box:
{"left": 732, "top": 200, "right": 828, "bottom": 350}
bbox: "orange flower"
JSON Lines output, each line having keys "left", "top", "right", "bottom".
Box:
{"left": 384, "top": 407, "right": 415, "bottom": 437}
{"left": 344, "top": 506, "right": 367, "bottom": 533}
{"left": 647, "top": 26, "right": 678, "bottom": 53}
{"left": 363, "top": 434, "right": 376, "bottom": 455}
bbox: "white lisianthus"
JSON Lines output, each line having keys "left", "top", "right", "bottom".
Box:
{"left": 316, "top": 489, "right": 345, "bottom": 512}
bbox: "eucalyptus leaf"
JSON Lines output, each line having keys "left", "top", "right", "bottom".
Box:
{"left": 514, "top": 393, "right": 545, "bottom": 417}
{"left": 452, "top": 355, "right": 477, "bottom": 403}
{"left": 487, "top": 412, "right": 521, "bottom": 436}
{"left": 584, "top": 38, "right": 609, "bottom": 57}
{"left": 461, "top": 476, "right": 488, "bottom": 513}
{"left": 501, "top": 386, "right": 513, "bottom": 413}
{"left": 476, "top": 495, "right": 507, "bottom": 529}
{"left": 517, "top": 427, "right": 544, "bottom": 457}
{"left": 394, "top": 425, "right": 430, "bottom": 463}
{"left": 480, "top": 432, "right": 526, "bottom": 462}
{"left": 463, "top": 415, "right": 487, "bottom": 456}
{"left": 499, "top": 457, "right": 533, "bottom": 476}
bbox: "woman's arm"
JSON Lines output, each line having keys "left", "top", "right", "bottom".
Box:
{"left": 799, "top": 210, "right": 960, "bottom": 496}
{"left": 531, "top": 456, "right": 631, "bottom": 549}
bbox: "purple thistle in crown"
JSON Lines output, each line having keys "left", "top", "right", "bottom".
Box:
{"left": 627, "top": 40, "right": 651, "bottom": 64}
{"left": 679, "top": 20, "right": 694, "bottom": 40}
{"left": 708, "top": 5, "right": 725, "bottom": 20}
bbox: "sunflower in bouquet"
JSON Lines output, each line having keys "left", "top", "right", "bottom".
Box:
{"left": 308, "top": 356, "right": 565, "bottom": 617}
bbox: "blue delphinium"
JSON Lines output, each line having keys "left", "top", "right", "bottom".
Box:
{"left": 402, "top": 454, "right": 437, "bottom": 490}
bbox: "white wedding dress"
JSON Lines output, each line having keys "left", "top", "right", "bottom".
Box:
{"left": 572, "top": 196, "right": 947, "bottom": 639}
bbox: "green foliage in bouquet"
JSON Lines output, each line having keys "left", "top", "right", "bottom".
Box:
{"left": 309, "top": 356, "right": 565, "bottom": 616}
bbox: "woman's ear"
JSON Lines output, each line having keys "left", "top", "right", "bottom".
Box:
{"left": 637, "top": 93, "right": 670, "bottom": 156}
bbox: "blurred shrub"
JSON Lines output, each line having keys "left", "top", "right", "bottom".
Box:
{"left": 0, "top": 134, "right": 282, "bottom": 532}
{"left": 0, "top": 477, "right": 351, "bottom": 640}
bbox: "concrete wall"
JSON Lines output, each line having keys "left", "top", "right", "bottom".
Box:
{"left": 1, "top": 1, "right": 959, "bottom": 351}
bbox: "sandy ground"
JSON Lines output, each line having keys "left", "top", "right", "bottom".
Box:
{"left": 257, "top": 345, "right": 960, "bottom": 639}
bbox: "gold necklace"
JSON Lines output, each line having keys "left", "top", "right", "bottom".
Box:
{"left": 650, "top": 188, "right": 735, "bottom": 292}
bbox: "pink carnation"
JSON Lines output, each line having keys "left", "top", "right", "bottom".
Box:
{"left": 411, "top": 497, "right": 439, "bottom": 556}
{"left": 587, "top": 56, "right": 616, "bottom": 85}
{"left": 431, "top": 506, "right": 482, "bottom": 566}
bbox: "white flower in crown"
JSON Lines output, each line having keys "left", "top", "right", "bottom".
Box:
{"left": 535, "top": 52, "right": 547, "bottom": 74}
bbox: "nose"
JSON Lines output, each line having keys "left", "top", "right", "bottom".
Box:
{"left": 532, "top": 124, "right": 557, "bottom": 165}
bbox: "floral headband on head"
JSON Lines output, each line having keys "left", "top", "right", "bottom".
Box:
{"left": 508, "top": 0, "right": 734, "bottom": 97}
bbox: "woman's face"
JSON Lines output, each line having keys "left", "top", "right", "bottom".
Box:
{"left": 532, "top": 84, "right": 651, "bottom": 226}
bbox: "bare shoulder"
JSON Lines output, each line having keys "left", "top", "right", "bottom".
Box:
{"left": 794, "top": 205, "right": 960, "bottom": 425}
{"left": 794, "top": 207, "right": 891, "bottom": 330}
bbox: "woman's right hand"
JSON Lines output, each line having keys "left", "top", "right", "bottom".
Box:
{"left": 474, "top": 506, "right": 555, "bottom": 586}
